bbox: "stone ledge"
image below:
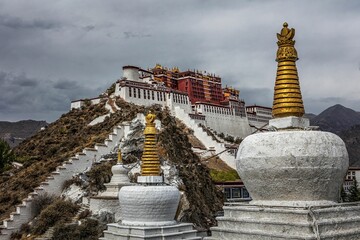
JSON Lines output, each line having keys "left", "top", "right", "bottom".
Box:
{"left": 269, "top": 116, "right": 310, "bottom": 129}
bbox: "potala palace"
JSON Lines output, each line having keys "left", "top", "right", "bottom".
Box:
{"left": 70, "top": 64, "right": 272, "bottom": 169}
{"left": 71, "top": 64, "right": 271, "bottom": 138}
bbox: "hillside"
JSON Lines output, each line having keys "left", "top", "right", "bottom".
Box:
{"left": 310, "top": 104, "right": 360, "bottom": 134}
{"left": 0, "top": 120, "right": 48, "bottom": 148}
{"left": 0, "top": 97, "right": 223, "bottom": 231}
{"left": 339, "top": 125, "right": 360, "bottom": 167}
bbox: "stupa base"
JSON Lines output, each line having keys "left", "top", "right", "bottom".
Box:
{"left": 207, "top": 202, "right": 360, "bottom": 240}
{"left": 101, "top": 222, "right": 201, "bottom": 240}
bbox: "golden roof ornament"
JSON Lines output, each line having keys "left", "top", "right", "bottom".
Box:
{"left": 172, "top": 66, "right": 180, "bottom": 73}
{"left": 272, "top": 22, "right": 305, "bottom": 118}
{"left": 141, "top": 111, "right": 160, "bottom": 176}
{"left": 155, "top": 63, "right": 163, "bottom": 69}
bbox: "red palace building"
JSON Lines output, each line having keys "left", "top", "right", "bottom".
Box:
{"left": 151, "top": 64, "right": 244, "bottom": 110}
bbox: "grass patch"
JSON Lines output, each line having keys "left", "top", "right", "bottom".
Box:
{"left": 210, "top": 169, "right": 240, "bottom": 182}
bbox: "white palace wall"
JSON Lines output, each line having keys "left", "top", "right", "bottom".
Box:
{"left": 115, "top": 81, "right": 192, "bottom": 114}
{"left": 114, "top": 80, "right": 251, "bottom": 138}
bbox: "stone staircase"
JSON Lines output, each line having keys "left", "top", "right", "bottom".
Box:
{"left": 0, "top": 122, "right": 132, "bottom": 240}
{"left": 174, "top": 106, "right": 236, "bottom": 169}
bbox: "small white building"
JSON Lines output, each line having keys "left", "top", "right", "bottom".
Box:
{"left": 246, "top": 105, "right": 272, "bottom": 132}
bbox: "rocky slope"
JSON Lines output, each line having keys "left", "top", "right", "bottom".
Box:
{"left": 339, "top": 125, "right": 360, "bottom": 167}
{"left": 0, "top": 97, "right": 223, "bottom": 232}
{"left": 310, "top": 104, "right": 360, "bottom": 134}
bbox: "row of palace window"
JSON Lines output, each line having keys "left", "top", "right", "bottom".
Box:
{"left": 202, "top": 105, "right": 233, "bottom": 115}
{"left": 128, "top": 87, "right": 189, "bottom": 105}
{"left": 128, "top": 87, "right": 166, "bottom": 101}
{"left": 173, "top": 93, "right": 188, "bottom": 104}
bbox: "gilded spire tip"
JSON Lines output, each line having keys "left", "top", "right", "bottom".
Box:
{"left": 141, "top": 111, "right": 160, "bottom": 176}
{"left": 117, "top": 148, "right": 122, "bottom": 163}
{"left": 272, "top": 22, "right": 305, "bottom": 118}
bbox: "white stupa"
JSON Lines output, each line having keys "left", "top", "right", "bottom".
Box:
{"left": 90, "top": 149, "right": 133, "bottom": 221}
{"left": 101, "top": 112, "right": 200, "bottom": 240}
{"left": 208, "top": 23, "right": 360, "bottom": 240}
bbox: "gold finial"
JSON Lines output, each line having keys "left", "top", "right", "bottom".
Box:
{"left": 155, "top": 63, "right": 163, "bottom": 69}
{"left": 141, "top": 111, "right": 160, "bottom": 176}
{"left": 172, "top": 66, "right": 180, "bottom": 73}
{"left": 117, "top": 148, "right": 122, "bottom": 164}
{"left": 272, "top": 22, "right": 304, "bottom": 118}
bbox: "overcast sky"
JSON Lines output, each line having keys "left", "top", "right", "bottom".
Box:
{"left": 0, "top": 0, "right": 359, "bottom": 122}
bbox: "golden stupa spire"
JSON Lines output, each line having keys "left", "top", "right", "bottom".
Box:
{"left": 272, "top": 22, "right": 305, "bottom": 118}
{"left": 117, "top": 148, "right": 122, "bottom": 164}
{"left": 141, "top": 111, "right": 160, "bottom": 176}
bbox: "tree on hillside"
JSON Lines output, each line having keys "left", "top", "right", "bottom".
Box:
{"left": 340, "top": 186, "right": 348, "bottom": 202}
{"left": 348, "top": 177, "right": 360, "bottom": 202}
{"left": 0, "top": 139, "right": 15, "bottom": 172}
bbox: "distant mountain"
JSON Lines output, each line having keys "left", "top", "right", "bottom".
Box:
{"left": 310, "top": 104, "right": 360, "bottom": 134}
{"left": 304, "top": 113, "right": 317, "bottom": 120}
{"left": 0, "top": 120, "right": 48, "bottom": 147}
{"left": 339, "top": 125, "right": 360, "bottom": 167}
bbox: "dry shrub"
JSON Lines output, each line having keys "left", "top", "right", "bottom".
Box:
{"left": 157, "top": 109, "right": 224, "bottom": 230}
{"left": 52, "top": 218, "right": 102, "bottom": 240}
{"left": 86, "top": 162, "right": 114, "bottom": 194}
{"left": 61, "top": 176, "right": 82, "bottom": 191}
{"left": 31, "top": 198, "right": 79, "bottom": 235}
{"left": 31, "top": 193, "right": 56, "bottom": 216}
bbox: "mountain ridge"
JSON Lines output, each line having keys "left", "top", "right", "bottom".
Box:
{"left": 0, "top": 120, "right": 48, "bottom": 148}
{"left": 310, "top": 104, "right": 360, "bottom": 134}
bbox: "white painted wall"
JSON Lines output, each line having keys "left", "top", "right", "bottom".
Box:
{"left": 174, "top": 106, "right": 236, "bottom": 169}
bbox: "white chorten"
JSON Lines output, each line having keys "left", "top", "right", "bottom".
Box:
{"left": 208, "top": 23, "right": 360, "bottom": 240}
{"left": 101, "top": 112, "right": 200, "bottom": 240}
{"left": 89, "top": 149, "right": 133, "bottom": 221}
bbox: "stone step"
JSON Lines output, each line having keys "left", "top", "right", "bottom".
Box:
{"left": 0, "top": 226, "right": 16, "bottom": 238}
{"left": 57, "top": 166, "right": 67, "bottom": 171}
{"left": 320, "top": 227, "right": 360, "bottom": 239}
{"left": 70, "top": 156, "right": 79, "bottom": 161}
{"left": 317, "top": 216, "right": 360, "bottom": 233}
{"left": 210, "top": 226, "right": 317, "bottom": 240}
{"left": 95, "top": 143, "right": 107, "bottom": 147}
{"left": 34, "top": 186, "right": 45, "bottom": 194}
{"left": 223, "top": 205, "right": 309, "bottom": 222}
{"left": 103, "top": 230, "right": 199, "bottom": 240}
{"left": 9, "top": 212, "right": 21, "bottom": 221}
{"left": 313, "top": 204, "right": 360, "bottom": 220}
{"left": 16, "top": 204, "right": 27, "bottom": 213}
{"left": 217, "top": 216, "right": 314, "bottom": 236}
{"left": 103, "top": 223, "right": 198, "bottom": 240}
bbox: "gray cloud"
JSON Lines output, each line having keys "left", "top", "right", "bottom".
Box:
{"left": 123, "top": 31, "right": 152, "bottom": 39}
{"left": 83, "top": 25, "right": 95, "bottom": 32}
{"left": 0, "top": 70, "right": 101, "bottom": 121}
{"left": 53, "top": 79, "right": 79, "bottom": 90}
{"left": 0, "top": 14, "right": 61, "bottom": 30}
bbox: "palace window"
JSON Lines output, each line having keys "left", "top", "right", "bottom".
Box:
{"left": 129, "top": 87, "right": 132, "bottom": 97}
